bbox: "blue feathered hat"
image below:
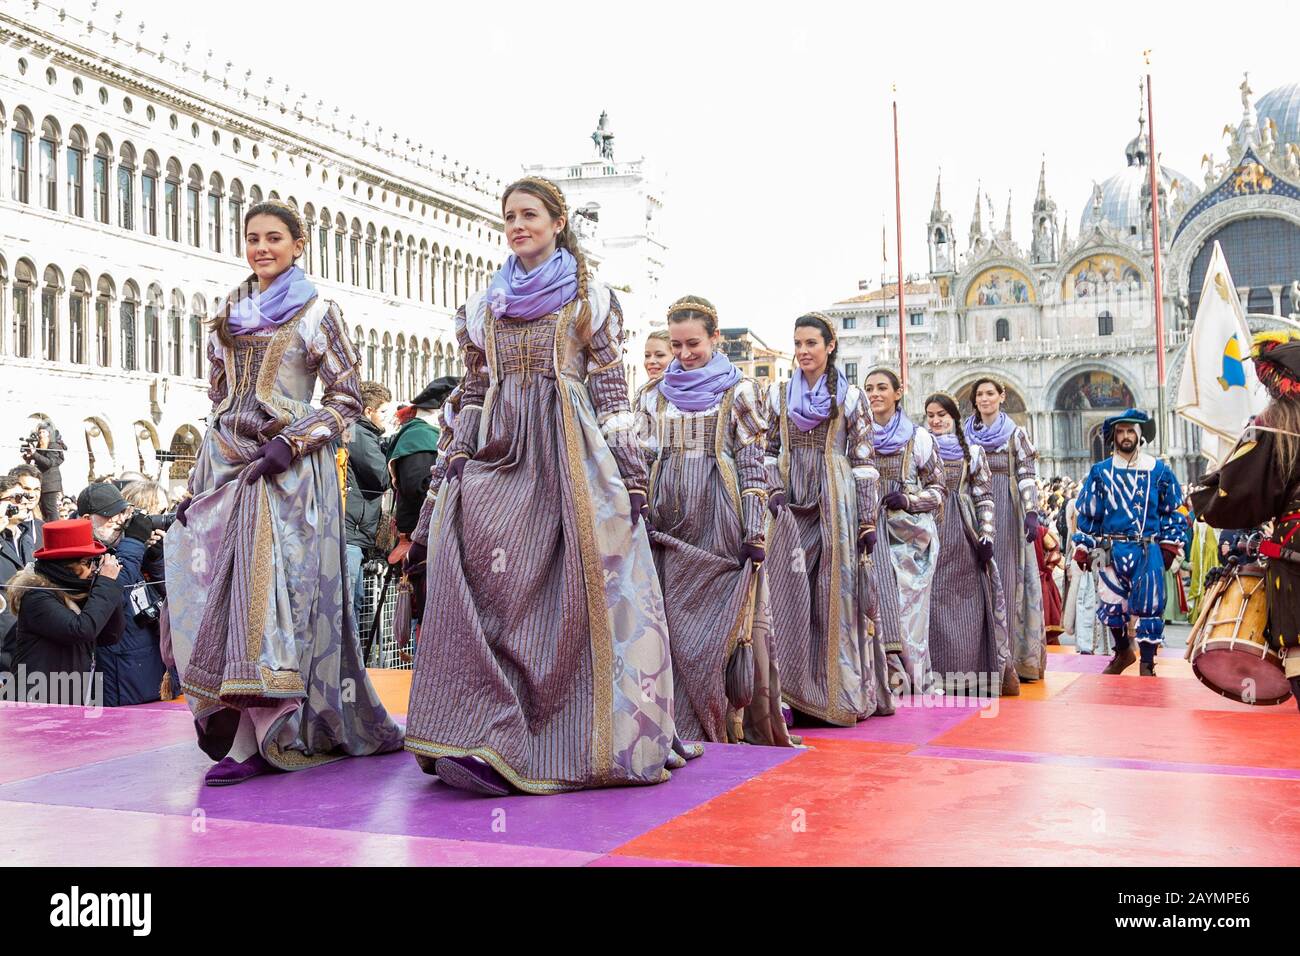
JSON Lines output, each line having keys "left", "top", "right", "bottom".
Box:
{"left": 1102, "top": 408, "right": 1155, "bottom": 445}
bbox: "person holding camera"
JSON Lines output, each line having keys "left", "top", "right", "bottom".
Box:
{"left": 20, "top": 419, "right": 67, "bottom": 522}
{"left": 345, "top": 381, "right": 392, "bottom": 634}
{"left": 1, "top": 471, "right": 44, "bottom": 657}
{"left": 4, "top": 518, "right": 124, "bottom": 704}
{"left": 77, "top": 482, "right": 168, "bottom": 706}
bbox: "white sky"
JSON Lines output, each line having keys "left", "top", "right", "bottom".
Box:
{"left": 115, "top": 0, "right": 1295, "bottom": 345}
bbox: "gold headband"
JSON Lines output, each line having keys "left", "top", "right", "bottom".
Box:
{"left": 667, "top": 297, "right": 718, "bottom": 321}
{"left": 511, "top": 176, "right": 568, "bottom": 213}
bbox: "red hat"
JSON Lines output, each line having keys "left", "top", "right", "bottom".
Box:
{"left": 34, "top": 519, "right": 108, "bottom": 561}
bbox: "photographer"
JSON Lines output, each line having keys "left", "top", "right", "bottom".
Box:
{"left": 5, "top": 518, "right": 124, "bottom": 704}
{"left": 1, "top": 471, "right": 44, "bottom": 659}
{"left": 20, "top": 418, "right": 67, "bottom": 522}
{"left": 77, "top": 482, "right": 168, "bottom": 706}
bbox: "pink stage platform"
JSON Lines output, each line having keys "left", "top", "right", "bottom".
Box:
{"left": 3, "top": 649, "right": 1300, "bottom": 866}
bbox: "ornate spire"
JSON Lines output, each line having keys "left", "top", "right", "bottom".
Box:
{"left": 931, "top": 169, "right": 943, "bottom": 215}
{"left": 1036, "top": 155, "right": 1048, "bottom": 205}
{"left": 969, "top": 184, "right": 984, "bottom": 246}
{"left": 1002, "top": 190, "right": 1013, "bottom": 240}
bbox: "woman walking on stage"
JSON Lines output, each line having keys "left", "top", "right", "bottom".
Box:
{"left": 638, "top": 295, "right": 797, "bottom": 746}
{"left": 922, "top": 393, "right": 1015, "bottom": 696}
{"left": 764, "top": 314, "right": 892, "bottom": 724}
{"left": 863, "top": 369, "right": 945, "bottom": 696}
{"left": 403, "top": 177, "right": 684, "bottom": 795}
{"left": 165, "top": 201, "right": 402, "bottom": 786}
{"left": 962, "top": 377, "right": 1046, "bottom": 682}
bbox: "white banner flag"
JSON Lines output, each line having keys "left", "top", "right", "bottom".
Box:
{"left": 1175, "top": 241, "right": 1267, "bottom": 468}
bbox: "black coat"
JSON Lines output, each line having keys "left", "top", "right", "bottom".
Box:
{"left": 94, "top": 535, "right": 167, "bottom": 707}
{"left": 29, "top": 433, "right": 67, "bottom": 493}
{"left": 345, "top": 418, "right": 390, "bottom": 552}
{"left": 1, "top": 519, "right": 42, "bottom": 648}
{"left": 7, "top": 568, "right": 124, "bottom": 703}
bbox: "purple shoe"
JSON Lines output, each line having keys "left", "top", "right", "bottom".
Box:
{"left": 434, "top": 756, "right": 512, "bottom": 796}
{"left": 204, "top": 752, "right": 274, "bottom": 787}
{"left": 780, "top": 702, "right": 794, "bottom": 729}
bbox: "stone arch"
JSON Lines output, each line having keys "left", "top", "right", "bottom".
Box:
{"left": 133, "top": 419, "right": 161, "bottom": 476}
{"left": 83, "top": 416, "right": 117, "bottom": 482}
{"left": 946, "top": 368, "right": 1032, "bottom": 423}
{"left": 166, "top": 424, "right": 202, "bottom": 482}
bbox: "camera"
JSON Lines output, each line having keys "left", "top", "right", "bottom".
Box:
{"left": 3, "top": 504, "right": 19, "bottom": 519}
{"left": 148, "top": 513, "right": 177, "bottom": 532}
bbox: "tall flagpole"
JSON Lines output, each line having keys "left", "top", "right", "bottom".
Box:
{"left": 1144, "top": 52, "right": 1168, "bottom": 456}
{"left": 892, "top": 85, "right": 908, "bottom": 390}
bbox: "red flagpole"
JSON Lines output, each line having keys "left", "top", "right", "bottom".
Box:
{"left": 1145, "top": 62, "right": 1168, "bottom": 455}
{"left": 892, "top": 94, "right": 908, "bottom": 390}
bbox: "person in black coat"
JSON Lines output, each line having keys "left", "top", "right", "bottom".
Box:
{"left": 21, "top": 418, "right": 66, "bottom": 522}
{"left": 0, "top": 471, "right": 43, "bottom": 665}
{"left": 4, "top": 518, "right": 124, "bottom": 705}
{"left": 386, "top": 377, "right": 458, "bottom": 557}
{"left": 345, "top": 381, "right": 392, "bottom": 630}
{"left": 78, "top": 482, "right": 168, "bottom": 706}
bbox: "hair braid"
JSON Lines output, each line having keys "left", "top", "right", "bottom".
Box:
{"left": 793, "top": 312, "right": 840, "bottom": 420}
{"left": 924, "top": 391, "right": 970, "bottom": 471}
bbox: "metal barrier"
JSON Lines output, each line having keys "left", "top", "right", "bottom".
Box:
{"left": 356, "top": 559, "right": 415, "bottom": 669}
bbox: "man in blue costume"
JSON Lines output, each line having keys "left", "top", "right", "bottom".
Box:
{"left": 1071, "top": 409, "right": 1185, "bottom": 676}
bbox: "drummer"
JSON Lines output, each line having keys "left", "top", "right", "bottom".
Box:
{"left": 1071, "top": 409, "right": 1186, "bottom": 676}
{"left": 1191, "top": 330, "right": 1300, "bottom": 710}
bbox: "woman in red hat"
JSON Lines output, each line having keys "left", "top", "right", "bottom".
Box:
{"left": 4, "top": 519, "right": 124, "bottom": 704}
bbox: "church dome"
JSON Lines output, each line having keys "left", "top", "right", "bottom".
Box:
{"left": 1080, "top": 131, "right": 1199, "bottom": 236}
{"left": 1256, "top": 82, "right": 1300, "bottom": 149}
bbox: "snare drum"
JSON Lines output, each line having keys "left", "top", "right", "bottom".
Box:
{"left": 1187, "top": 566, "right": 1292, "bottom": 705}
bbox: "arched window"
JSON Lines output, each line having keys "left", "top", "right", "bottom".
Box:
{"left": 0, "top": 255, "right": 6, "bottom": 356}
{"left": 421, "top": 339, "right": 431, "bottom": 384}
{"left": 1098, "top": 310, "right": 1114, "bottom": 336}
{"left": 141, "top": 151, "right": 160, "bottom": 236}
{"left": 381, "top": 333, "right": 392, "bottom": 387}
{"left": 10, "top": 108, "right": 34, "bottom": 204}
{"left": 365, "top": 224, "right": 377, "bottom": 290}
{"left": 190, "top": 294, "right": 206, "bottom": 378}
{"left": 335, "top": 214, "right": 347, "bottom": 280}
{"left": 406, "top": 239, "right": 415, "bottom": 299}
{"left": 93, "top": 134, "right": 113, "bottom": 224}
{"left": 120, "top": 281, "right": 140, "bottom": 371}
{"left": 442, "top": 247, "right": 451, "bottom": 306}
{"left": 409, "top": 335, "right": 420, "bottom": 398}
{"left": 434, "top": 341, "right": 445, "bottom": 378}
{"left": 995, "top": 317, "right": 1010, "bottom": 342}
{"left": 40, "top": 265, "right": 62, "bottom": 361}
{"left": 169, "top": 290, "right": 185, "bottom": 375}
{"left": 474, "top": 257, "right": 484, "bottom": 294}
{"left": 95, "top": 274, "right": 114, "bottom": 367}
{"left": 164, "top": 158, "right": 182, "bottom": 241}
{"left": 39, "top": 117, "right": 60, "bottom": 210}
{"left": 186, "top": 165, "right": 203, "bottom": 247}
{"left": 366, "top": 330, "right": 378, "bottom": 380}
{"left": 350, "top": 220, "right": 362, "bottom": 286}
{"left": 144, "top": 285, "right": 163, "bottom": 372}
{"left": 13, "top": 259, "right": 36, "bottom": 357}
{"left": 117, "top": 142, "right": 136, "bottom": 229}
{"left": 453, "top": 251, "right": 463, "bottom": 309}
{"left": 207, "top": 173, "right": 224, "bottom": 253}
{"left": 249, "top": 185, "right": 264, "bottom": 205}
{"left": 67, "top": 126, "right": 88, "bottom": 218}
{"left": 379, "top": 228, "right": 391, "bottom": 293}
{"left": 317, "top": 207, "right": 331, "bottom": 279}
{"left": 228, "top": 179, "right": 245, "bottom": 256}
{"left": 302, "top": 203, "right": 316, "bottom": 276}
{"left": 352, "top": 326, "right": 364, "bottom": 365}
{"left": 68, "top": 270, "right": 90, "bottom": 365}
{"left": 419, "top": 241, "right": 429, "bottom": 302}
{"left": 395, "top": 334, "right": 406, "bottom": 400}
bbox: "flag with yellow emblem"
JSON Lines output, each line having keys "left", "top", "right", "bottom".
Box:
{"left": 1175, "top": 241, "right": 1267, "bottom": 468}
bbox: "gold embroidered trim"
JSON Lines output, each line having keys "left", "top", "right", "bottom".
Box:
{"left": 715, "top": 386, "right": 743, "bottom": 521}
{"left": 554, "top": 300, "right": 614, "bottom": 784}
{"left": 246, "top": 480, "right": 274, "bottom": 663}
{"left": 822, "top": 407, "right": 850, "bottom": 724}
{"left": 402, "top": 738, "right": 580, "bottom": 794}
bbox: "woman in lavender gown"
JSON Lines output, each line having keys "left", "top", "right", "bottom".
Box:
{"left": 164, "top": 201, "right": 402, "bottom": 786}
{"left": 403, "top": 177, "right": 685, "bottom": 795}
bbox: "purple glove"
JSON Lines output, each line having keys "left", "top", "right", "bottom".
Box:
{"left": 175, "top": 496, "right": 193, "bottom": 528}
{"left": 882, "top": 491, "right": 910, "bottom": 512}
{"left": 976, "top": 538, "right": 995, "bottom": 567}
{"left": 245, "top": 437, "right": 294, "bottom": 483}
{"left": 1024, "top": 511, "right": 1040, "bottom": 543}
{"left": 858, "top": 527, "right": 877, "bottom": 553}
{"left": 741, "top": 543, "right": 766, "bottom": 566}
{"left": 404, "top": 540, "right": 428, "bottom": 575}
{"left": 768, "top": 492, "right": 787, "bottom": 517}
{"left": 628, "top": 490, "right": 648, "bottom": 528}
{"left": 446, "top": 455, "right": 467, "bottom": 483}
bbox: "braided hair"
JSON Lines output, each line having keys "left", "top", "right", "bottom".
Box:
{"left": 666, "top": 294, "right": 719, "bottom": 335}
{"left": 924, "top": 391, "right": 971, "bottom": 469}
{"left": 501, "top": 177, "right": 594, "bottom": 338}
{"left": 793, "top": 312, "right": 841, "bottom": 420}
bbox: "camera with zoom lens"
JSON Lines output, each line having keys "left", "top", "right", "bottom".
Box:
{"left": 148, "top": 513, "right": 177, "bottom": 532}
{"left": 3, "top": 503, "right": 20, "bottom": 519}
